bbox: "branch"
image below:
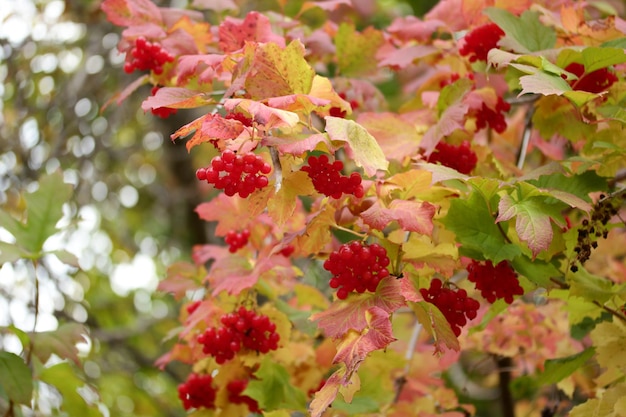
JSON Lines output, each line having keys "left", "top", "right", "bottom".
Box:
{"left": 516, "top": 104, "right": 535, "bottom": 170}
{"left": 496, "top": 355, "right": 515, "bottom": 417}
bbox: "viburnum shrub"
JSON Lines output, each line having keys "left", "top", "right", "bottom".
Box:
{"left": 102, "top": 0, "right": 626, "bottom": 416}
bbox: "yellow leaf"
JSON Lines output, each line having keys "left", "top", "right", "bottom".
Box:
{"left": 169, "top": 15, "right": 212, "bottom": 53}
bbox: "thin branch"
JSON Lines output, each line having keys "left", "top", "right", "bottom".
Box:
{"left": 393, "top": 320, "right": 422, "bottom": 403}
{"left": 496, "top": 356, "right": 515, "bottom": 417}
{"left": 516, "top": 104, "right": 536, "bottom": 170}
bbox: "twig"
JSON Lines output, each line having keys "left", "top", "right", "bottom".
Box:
{"left": 516, "top": 104, "right": 536, "bottom": 170}
{"left": 393, "top": 321, "right": 422, "bottom": 403}
{"left": 270, "top": 146, "right": 282, "bottom": 193}
{"left": 496, "top": 356, "right": 515, "bottom": 417}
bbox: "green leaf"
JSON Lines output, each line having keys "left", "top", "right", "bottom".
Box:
{"left": 0, "top": 241, "right": 31, "bottom": 264}
{"left": 518, "top": 71, "right": 573, "bottom": 97}
{"left": 31, "top": 323, "right": 88, "bottom": 365}
{"left": 582, "top": 47, "right": 626, "bottom": 73}
{"left": 601, "top": 37, "right": 626, "bottom": 48}
{"left": 335, "top": 23, "right": 384, "bottom": 77}
{"left": 324, "top": 117, "right": 389, "bottom": 176}
{"left": 245, "top": 357, "right": 307, "bottom": 411}
{"left": 484, "top": 9, "right": 556, "bottom": 53}
{"left": 569, "top": 268, "right": 615, "bottom": 304}
{"left": 535, "top": 348, "right": 595, "bottom": 385}
{"left": 437, "top": 78, "right": 473, "bottom": 117}
{"left": 39, "top": 362, "right": 103, "bottom": 417}
{"left": 21, "top": 171, "right": 73, "bottom": 253}
{"left": 511, "top": 255, "right": 559, "bottom": 287}
{"left": 0, "top": 352, "right": 33, "bottom": 405}
{"left": 527, "top": 171, "right": 608, "bottom": 202}
{"left": 441, "top": 191, "right": 522, "bottom": 264}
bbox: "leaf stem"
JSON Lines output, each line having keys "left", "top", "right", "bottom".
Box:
{"left": 393, "top": 320, "right": 422, "bottom": 403}
{"left": 26, "top": 259, "right": 39, "bottom": 366}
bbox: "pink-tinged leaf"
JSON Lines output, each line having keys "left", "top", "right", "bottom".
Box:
{"left": 423, "top": 0, "right": 467, "bottom": 31}
{"left": 387, "top": 16, "right": 445, "bottom": 42}
{"left": 325, "top": 117, "right": 389, "bottom": 176}
{"left": 310, "top": 276, "right": 406, "bottom": 338}
{"left": 263, "top": 133, "right": 333, "bottom": 155}
{"left": 191, "top": 0, "right": 238, "bottom": 12}
{"left": 206, "top": 254, "right": 258, "bottom": 296}
{"left": 309, "top": 367, "right": 347, "bottom": 417}
{"left": 159, "top": 8, "right": 204, "bottom": 28}
{"left": 301, "top": 0, "right": 352, "bottom": 13}
{"left": 218, "top": 11, "right": 285, "bottom": 53}
{"left": 333, "top": 307, "right": 396, "bottom": 372}
{"left": 180, "top": 300, "right": 221, "bottom": 338}
{"left": 141, "top": 87, "right": 214, "bottom": 111}
{"left": 102, "top": 74, "right": 149, "bottom": 111}
{"left": 357, "top": 112, "right": 429, "bottom": 162}
{"left": 420, "top": 101, "right": 468, "bottom": 156}
{"left": 378, "top": 45, "right": 438, "bottom": 69}
{"left": 417, "top": 162, "right": 469, "bottom": 184}
{"left": 158, "top": 261, "right": 205, "bottom": 300}
{"left": 120, "top": 24, "right": 167, "bottom": 44}
{"left": 31, "top": 324, "right": 88, "bottom": 366}
{"left": 192, "top": 243, "right": 230, "bottom": 265}
{"left": 101, "top": 0, "right": 162, "bottom": 27}
{"left": 224, "top": 99, "right": 300, "bottom": 129}
{"left": 360, "top": 200, "right": 436, "bottom": 235}
{"left": 176, "top": 54, "right": 226, "bottom": 85}
{"left": 265, "top": 94, "right": 330, "bottom": 114}
{"left": 496, "top": 194, "right": 552, "bottom": 258}
{"left": 245, "top": 40, "right": 316, "bottom": 100}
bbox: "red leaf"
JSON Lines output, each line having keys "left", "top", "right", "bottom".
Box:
{"left": 102, "top": 74, "right": 149, "bottom": 110}
{"left": 263, "top": 133, "right": 333, "bottom": 155}
{"left": 176, "top": 54, "right": 225, "bottom": 85}
{"left": 101, "top": 0, "right": 162, "bottom": 27}
{"left": 333, "top": 307, "right": 396, "bottom": 373}
{"left": 141, "top": 87, "right": 214, "bottom": 111}
{"left": 224, "top": 99, "right": 300, "bottom": 129}
{"left": 420, "top": 101, "right": 468, "bottom": 156}
{"left": 378, "top": 44, "right": 439, "bottom": 69}
{"left": 360, "top": 200, "right": 436, "bottom": 235}
{"left": 265, "top": 94, "right": 330, "bottom": 114}
{"left": 218, "top": 11, "right": 285, "bottom": 53}
{"left": 387, "top": 16, "right": 446, "bottom": 42}
{"left": 310, "top": 276, "right": 406, "bottom": 338}
{"left": 309, "top": 367, "right": 347, "bottom": 417}
{"left": 206, "top": 254, "right": 258, "bottom": 296}
{"left": 195, "top": 193, "right": 258, "bottom": 236}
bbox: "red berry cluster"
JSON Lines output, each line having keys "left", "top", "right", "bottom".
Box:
{"left": 279, "top": 244, "right": 295, "bottom": 257}
{"left": 150, "top": 86, "right": 177, "bottom": 119}
{"left": 420, "top": 278, "right": 480, "bottom": 337}
{"left": 323, "top": 241, "right": 390, "bottom": 300}
{"left": 439, "top": 72, "right": 475, "bottom": 88}
{"left": 123, "top": 37, "right": 174, "bottom": 75}
{"left": 225, "top": 229, "right": 250, "bottom": 253}
{"left": 564, "top": 62, "right": 618, "bottom": 94}
{"left": 227, "top": 379, "right": 261, "bottom": 413}
{"left": 459, "top": 23, "right": 505, "bottom": 62}
{"left": 196, "top": 150, "right": 271, "bottom": 198}
{"left": 197, "top": 306, "right": 280, "bottom": 364}
{"left": 426, "top": 140, "right": 477, "bottom": 174}
{"left": 466, "top": 260, "right": 523, "bottom": 304}
{"left": 473, "top": 96, "right": 511, "bottom": 133}
{"left": 178, "top": 373, "right": 217, "bottom": 411}
{"left": 301, "top": 155, "right": 364, "bottom": 199}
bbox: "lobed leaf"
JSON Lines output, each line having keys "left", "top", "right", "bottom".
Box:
{"left": 325, "top": 117, "right": 389, "bottom": 176}
{"left": 245, "top": 357, "right": 307, "bottom": 411}
{"left": 484, "top": 9, "right": 556, "bottom": 53}
{"left": 0, "top": 352, "right": 33, "bottom": 405}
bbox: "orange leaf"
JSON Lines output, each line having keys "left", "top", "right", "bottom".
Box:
{"left": 169, "top": 15, "right": 212, "bottom": 53}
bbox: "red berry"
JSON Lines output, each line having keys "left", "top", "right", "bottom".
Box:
{"left": 324, "top": 241, "right": 390, "bottom": 299}
{"left": 197, "top": 307, "right": 280, "bottom": 363}
{"left": 197, "top": 151, "right": 271, "bottom": 198}
{"left": 420, "top": 278, "right": 480, "bottom": 337}
{"left": 564, "top": 62, "right": 618, "bottom": 93}
{"left": 124, "top": 37, "right": 174, "bottom": 74}
{"left": 467, "top": 260, "right": 523, "bottom": 304}
{"left": 459, "top": 23, "right": 505, "bottom": 63}
{"left": 178, "top": 373, "right": 217, "bottom": 410}
{"left": 426, "top": 141, "right": 477, "bottom": 174}
{"left": 301, "top": 154, "right": 364, "bottom": 199}
{"left": 473, "top": 96, "right": 510, "bottom": 133}
{"left": 227, "top": 379, "right": 261, "bottom": 413}
{"left": 149, "top": 86, "right": 177, "bottom": 119}
{"left": 224, "top": 229, "right": 250, "bottom": 253}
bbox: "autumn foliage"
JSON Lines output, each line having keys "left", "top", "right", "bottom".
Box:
{"left": 101, "top": 0, "right": 626, "bottom": 416}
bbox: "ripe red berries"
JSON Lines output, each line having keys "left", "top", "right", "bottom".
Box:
{"left": 323, "top": 241, "right": 390, "bottom": 300}
{"left": 474, "top": 96, "right": 511, "bottom": 133}
{"left": 197, "top": 306, "right": 280, "bottom": 364}
{"left": 124, "top": 37, "right": 174, "bottom": 75}
{"left": 467, "top": 260, "right": 523, "bottom": 304}
{"left": 420, "top": 278, "right": 480, "bottom": 337}
{"left": 564, "top": 62, "right": 618, "bottom": 94}
{"left": 178, "top": 373, "right": 217, "bottom": 410}
{"left": 225, "top": 229, "right": 250, "bottom": 253}
{"left": 459, "top": 23, "right": 505, "bottom": 63}
{"left": 302, "top": 154, "right": 364, "bottom": 199}
{"left": 427, "top": 141, "right": 477, "bottom": 174}
{"left": 196, "top": 150, "right": 272, "bottom": 198}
